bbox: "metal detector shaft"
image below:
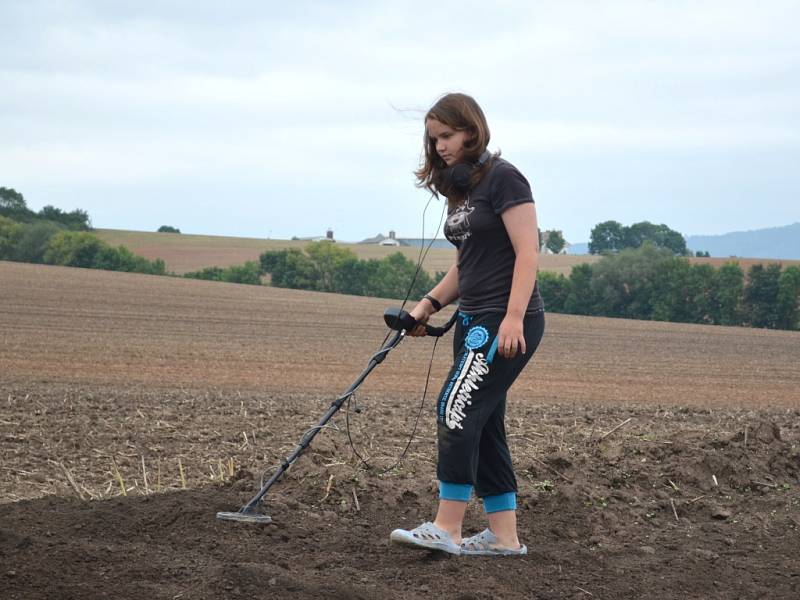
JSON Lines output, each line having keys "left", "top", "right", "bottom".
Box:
{"left": 224, "top": 329, "right": 406, "bottom": 518}
{"left": 217, "top": 307, "right": 458, "bottom": 523}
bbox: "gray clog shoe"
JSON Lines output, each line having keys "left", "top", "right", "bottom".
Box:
{"left": 389, "top": 521, "right": 461, "bottom": 555}
{"left": 461, "top": 528, "right": 527, "bottom": 556}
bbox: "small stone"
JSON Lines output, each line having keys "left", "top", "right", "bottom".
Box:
{"left": 6, "top": 570, "right": 16, "bottom": 577}
{"left": 711, "top": 508, "right": 732, "bottom": 520}
{"left": 640, "top": 546, "right": 656, "bottom": 555}
{"left": 691, "top": 548, "right": 719, "bottom": 560}
{"left": 268, "top": 578, "right": 277, "bottom": 586}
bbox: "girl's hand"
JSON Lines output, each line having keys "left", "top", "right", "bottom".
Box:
{"left": 497, "top": 315, "right": 525, "bottom": 358}
{"left": 407, "top": 301, "right": 434, "bottom": 337}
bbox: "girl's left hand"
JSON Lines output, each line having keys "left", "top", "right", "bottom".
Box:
{"left": 497, "top": 315, "right": 526, "bottom": 359}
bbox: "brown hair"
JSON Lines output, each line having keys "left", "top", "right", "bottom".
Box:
{"left": 414, "top": 93, "right": 495, "bottom": 207}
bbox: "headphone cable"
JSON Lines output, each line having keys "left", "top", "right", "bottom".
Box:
{"left": 344, "top": 194, "right": 448, "bottom": 472}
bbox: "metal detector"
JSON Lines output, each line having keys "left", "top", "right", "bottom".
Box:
{"left": 216, "top": 307, "right": 457, "bottom": 524}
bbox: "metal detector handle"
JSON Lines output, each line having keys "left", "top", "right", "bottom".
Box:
{"left": 383, "top": 307, "right": 457, "bottom": 338}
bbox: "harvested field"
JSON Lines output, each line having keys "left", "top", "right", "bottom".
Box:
{"left": 688, "top": 256, "right": 800, "bottom": 271}
{"left": 95, "top": 228, "right": 600, "bottom": 276}
{"left": 95, "top": 228, "right": 459, "bottom": 275}
{"left": 1, "top": 261, "right": 799, "bottom": 599}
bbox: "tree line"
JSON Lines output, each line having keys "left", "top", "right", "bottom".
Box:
{"left": 589, "top": 220, "right": 691, "bottom": 255}
{"left": 538, "top": 244, "right": 800, "bottom": 330}
{"left": 1, "top": 187, "right": 91, "bottom": 231}
{"left": 257, "top": 242, "right": 442, "bottom": 299}
{"left": 1, "top": 188, "right": 164, "bottom": 274}
{"left": 1, "top": 188, "right": 437, "bottom": 296}
{"left": 5, "top": 186, "right": 796, "bottom": 329}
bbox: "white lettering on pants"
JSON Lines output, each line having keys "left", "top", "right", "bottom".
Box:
{"left": 444, "top": 351, "right": 490, "bottom": 430}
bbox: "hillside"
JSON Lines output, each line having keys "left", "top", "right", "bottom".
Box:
{"left": 95, "top": 228, "right": 800, "bottom": 280}
{"left": 95, "top": 228, "right": 601, "bottom": 276}
{"left": 570, "top": 223, "right": 800, "bottom": 260}
{"left": 686, "top": 222, "right": 800, "bottom": 260}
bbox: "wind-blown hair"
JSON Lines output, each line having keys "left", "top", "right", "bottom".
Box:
{"left": 415, "top": 93, "right": 494, "bottom": 205}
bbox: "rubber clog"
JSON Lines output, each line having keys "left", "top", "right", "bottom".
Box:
{"left": 389, "top": 521, "right": 461, "bottom": 555}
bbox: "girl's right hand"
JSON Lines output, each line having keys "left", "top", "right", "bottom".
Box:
{"left": 407, "top": 302, "right": 434, "bottom": 336}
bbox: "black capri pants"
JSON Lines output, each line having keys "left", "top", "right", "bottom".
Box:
{"left": 436, "top": 309, "right": 545, "bottom": 505}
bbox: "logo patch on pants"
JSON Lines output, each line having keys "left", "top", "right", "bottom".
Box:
{"left": 443, "top": 350, "right": 490, "bottom": 430}
{"left": 464, "top": 325, "right": 489, "bottom": 350}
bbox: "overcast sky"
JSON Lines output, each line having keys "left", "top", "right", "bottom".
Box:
{"left": 2, "top": 1, "right": 798, "bottom": 244}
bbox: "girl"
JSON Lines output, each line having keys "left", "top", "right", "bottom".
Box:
{"left": 390, "top": 93, "right": 545, "bottom": 556}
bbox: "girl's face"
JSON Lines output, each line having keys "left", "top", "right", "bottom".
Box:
{"left": 426, "top": 118, "right": 470, "bottom": 166}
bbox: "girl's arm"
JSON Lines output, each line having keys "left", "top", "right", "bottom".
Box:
{"left": 408, "top": 261, "right": 459, "bottom": 336}
{"left": 497, "top": 202, "right": 539, "bottom": 358}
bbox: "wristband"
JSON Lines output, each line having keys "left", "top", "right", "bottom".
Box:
{"left": 423, "top": 294, "right": 442, "bottom": 312}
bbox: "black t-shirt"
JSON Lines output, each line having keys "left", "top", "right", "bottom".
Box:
{"left": 443, "top": 157, "right": 544, "bottom": 315}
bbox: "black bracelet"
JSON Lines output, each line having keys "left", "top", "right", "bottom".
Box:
{"left": 423, "top": 294, "right": 442, "bottom": 312}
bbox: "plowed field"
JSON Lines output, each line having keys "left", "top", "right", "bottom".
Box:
{"left": 1, "top": 261, "right": 798, "bottom": 599}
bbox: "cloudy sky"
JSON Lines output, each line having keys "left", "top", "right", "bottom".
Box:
{"left": 2, "top": 1, "right": 798, "bottom": 244}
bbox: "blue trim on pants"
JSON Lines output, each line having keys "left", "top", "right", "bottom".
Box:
{"left": 439, "top": 481, "right": 473, "bottom": 502}
{"left": 483, "top": 492, "right": 516, "bottom": 513}
{"left": 486, "top": 335, "right": 500, "bottom": 364}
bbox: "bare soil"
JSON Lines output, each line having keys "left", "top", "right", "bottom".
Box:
{"left": 1, "top": 261, "right": 799, "bottom": 599}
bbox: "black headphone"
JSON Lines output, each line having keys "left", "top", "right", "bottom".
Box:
{"left": 444, "top": 149, "right": 492, "bottom": 194}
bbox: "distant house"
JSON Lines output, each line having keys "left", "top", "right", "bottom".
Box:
{"left": 359, "top": 231, "right": 402, "bottom": 246}
{"left": 359, "top": 230, "right": 451, "bottom": 249}
{"left": 292, "top": 228, "right": 335, "bottom": 243}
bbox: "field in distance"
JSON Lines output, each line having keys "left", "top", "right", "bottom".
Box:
{"left": 96, "top": 228, "right": 800, "bottom": 277}
{"left": 95, "top": 228, "right": 600, "bottom": 275}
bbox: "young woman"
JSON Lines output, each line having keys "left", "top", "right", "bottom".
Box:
{"left": 390, "top": 93, "right": 545, "bottom": 556}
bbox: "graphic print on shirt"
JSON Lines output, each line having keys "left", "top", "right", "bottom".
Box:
{"left": 438, "top": 325, "right": 491, "bottom": 430}
{"left": 444, "top": 201, "right": 475, "bottom": 243}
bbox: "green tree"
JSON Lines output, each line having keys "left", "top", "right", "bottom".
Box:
{"left": 544, "top": 230, "right": 566, "bottom": 254}
{"left": 687, "top": 263, "right": 719, "bottom": 324}
{"left": 260, "top": 244, "right": 439, "bottom": 300}
{"left": 37, "top": 205, "right": 91, "bottom": 230}
{"left": 370, "top": 252, "right": 436, "bottom": 300}
{"left": 744, "top": 264, "right": 782, "bottom": 328}
{"left": 43, "top": 231, "right": 104, "bottom": 268}
{"left": 716, "top": 262, "right": 745, "bottom": 326}
{"left": 93, "top": 245, "right": 165, "bottom": 274}
{"left": 0, "top": 215, "right": 22, "bottom": 260}
{"left": 588, "top": 220, "right": 625, "bottom": 254}
{"left": 261, "top": 248, "right": 319, "bottom": 290}
{"left": 537, "top": 271, "right": 569, "bottom": 312}
{"left": 157, "top": 225, "right": 181, "bottom": 233}
{"left": 13, "top": 221, "right": 64, "bottom": 263}
{"left": 0, "top": 187, "right": 35, "bottom": 222}
{"left": 0, "top": 187, "right": 25, "bottom": 211}
{"left": 651, "top": 258, "right": 692, "bottom": 322}
{"left": 563, "top": 263, "right": 598, "bottom": 315}
{"left": 305, "top": 241, "right": 359, "bottom": 292}
{"left": 590, "top": 243, "right": 675, "bottom": 319}
{"left": 331, "top": 256, "right": 372, "bottom": 295}
{"left": 776, "top": 265, "right": 800, "bottom": 330}
{"left": 221, "top": 261, "right": 262, "bottom": 285}
{"left": 624, "top": 222, "right": 688, "bottom": 256}
{"left": 184, "top": 266, "right": 225, "bottom": 281}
